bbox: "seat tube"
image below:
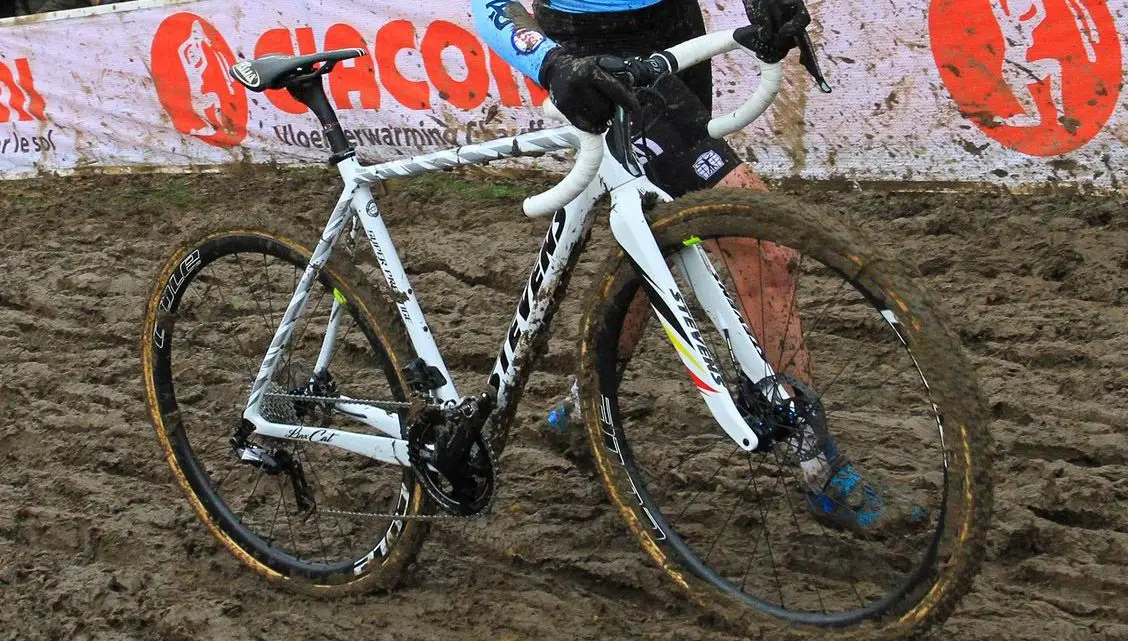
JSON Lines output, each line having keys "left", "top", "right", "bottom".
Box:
{"left": 352, "top": 184, "right": 459, "bottom": 402}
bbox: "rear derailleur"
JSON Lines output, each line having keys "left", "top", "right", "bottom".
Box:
{"left": 230, "top": 421, "right": 317, "bottom": 514}
{"left": 226, "top": 372, "right": 340, "bottom": 516}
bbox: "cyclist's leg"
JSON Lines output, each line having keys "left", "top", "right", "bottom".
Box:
{"left": 614, "top": 73, "right": 810, "bottom": 383}
{"left": 615, "top": 72, "right": 925, "bottom": 531}
{"left": 710, "top": 167, "right": 811, "bottom": 381}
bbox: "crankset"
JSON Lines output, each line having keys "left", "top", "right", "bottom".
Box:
{"left": 738, "top": 373, "right": 829, "bottom": 460}
{"left": 407, "top": 394, "right": 496, "bottom": 516}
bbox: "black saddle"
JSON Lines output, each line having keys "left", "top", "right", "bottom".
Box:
{"left": 230, "top": 48, "right": 366, "bottom": 92}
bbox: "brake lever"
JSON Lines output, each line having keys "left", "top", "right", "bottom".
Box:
{"left": 597, "top": 55, "right": 668, "bottom": 88}
{"left": 796, "top": 29, "right": 832, "bottom": 94}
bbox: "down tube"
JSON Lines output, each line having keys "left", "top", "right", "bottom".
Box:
{"left": 488, "top": 188, "right": 600, "bottom": 408}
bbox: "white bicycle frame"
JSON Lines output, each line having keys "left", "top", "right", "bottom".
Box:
{"left": 238, "top": 29, "right": 788, "bottom": 467}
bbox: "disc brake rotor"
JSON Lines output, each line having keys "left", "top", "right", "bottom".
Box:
{"left": 746, "top": 373, "right": 829, "bottom": 463}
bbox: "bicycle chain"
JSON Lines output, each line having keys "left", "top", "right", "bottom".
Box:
{"left": 262, "top": 391, "right": 501, "bottom": 523}
{"left": 263, "top": 391, "right": 415, "bottom": 412}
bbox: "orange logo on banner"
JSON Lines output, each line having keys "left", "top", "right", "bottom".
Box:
{"left": 151, "top": 13, "right": 247, "bottom": 148}
{"left": 930, "top": 0, "right": 1122, "bottom": 156}
{"left": 0, "top": 59, "right": 46, "bottom": 124}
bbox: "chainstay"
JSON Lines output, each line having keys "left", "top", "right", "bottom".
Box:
{"left": 319, "top": 434, "right": 499, "bottom": 522}
{"left": 266, "top": 390, "right": 503, "bottom": 522}
{"left": 263, "top": 391, "right": 415, "bottom": 412}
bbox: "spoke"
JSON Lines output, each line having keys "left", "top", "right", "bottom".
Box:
{"left": 747, "top": 456, "right": 787, "bottom": 608}
{"left": 775, "top": 277, "right": 852, "bottom": 381}
{"left": 770, "top": 252, "right": 803, "bottom": 374}
{"left": 310, "top": 496, "right": 331, "bottom": 564}
{"left": 212, "top": 459, "right": 240, "bottom": 492}
{"left": 740, "top": 456, "right": 771, "bottom": 592}
{"left": 813, "top": 338, "right": 889, "bottom": 407}
{"left": 756, "top": 241, "right": 767, "bottom": 371}
{"left": 772, "top": 447, "right": 867, "bottom": 610}
{"left": 654, "top": 435, "right": 728, "bottom": 480}
{"left": 280, "top": 474, "right": 300, "bottom": 561}
{"left": 196, "top": 428, "right": 233, "bottom": 460}
{"left": 261, "top": 252, "right": 278, "bottom": 328}
{"left": 284, "top": 284, "right": 330, "bottom": 387}
{"left": 818, "top": 348, "right": 904, "bottom": 412}
{"left": 267, "top": 481, "right": 285, "bottom": 546}
{"left": 674, "top": 446, "right": 740, "bottom": 523}
{"left": 703, "top": 473, "right": 755, "bottom": 563}
{"left": 298, "top": 443, "right": 358, "bottom": 558}
{"left": 238, "top": 468, "right": 267, "bottom": 522}
{"left": 199, "top": 268, "right": 260, "bottom": 382}
{"left": 768, "top": 448, "right": 831, "bottom": 613}
{"left": 234, "top": 254, "right": 275, "bottom": 337}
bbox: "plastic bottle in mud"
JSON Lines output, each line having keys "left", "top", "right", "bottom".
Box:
{"left": 544, "top": 375, "right": 581, "bottom": 433}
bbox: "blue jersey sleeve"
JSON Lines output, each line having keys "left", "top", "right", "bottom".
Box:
{"left": 471, "top": 0, "right": 558, "bottom": 84}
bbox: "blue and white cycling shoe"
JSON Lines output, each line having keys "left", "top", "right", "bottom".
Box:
{"left": 805, "top": 443, "right": 929, "bottom": 535}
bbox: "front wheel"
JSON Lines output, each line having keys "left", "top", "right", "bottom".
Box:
{"left": 579, "top": 189, "right": 992, "bottom": 638}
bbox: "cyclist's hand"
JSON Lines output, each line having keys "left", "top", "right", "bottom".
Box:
{"left": 540, "top": 48, "right": 641, "bottom": 134}
{"left": 740, "top": 0, "right": 812, "bottom": 63}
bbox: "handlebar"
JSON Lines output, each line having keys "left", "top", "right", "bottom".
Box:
{"left": 521, "top": 102, "right": 605, "bottom": 219}
{"left": 522, "top": 27, "right": 792, "bottom": 218}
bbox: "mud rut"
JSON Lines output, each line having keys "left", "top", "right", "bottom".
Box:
{"left": 0, "top": 168, "right": 1125, "bottom": 641}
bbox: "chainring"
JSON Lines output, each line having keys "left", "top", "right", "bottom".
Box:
{"left": 407, "top": 418, "right": 495, "bottom": 516}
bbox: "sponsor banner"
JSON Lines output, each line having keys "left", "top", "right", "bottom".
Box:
{"left": 0, "top": 0, "right": 1124, "bottom": 187}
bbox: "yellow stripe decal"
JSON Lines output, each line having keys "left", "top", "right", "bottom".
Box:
{"left": 662, "top": 322, "right": 704, "bottom": 371}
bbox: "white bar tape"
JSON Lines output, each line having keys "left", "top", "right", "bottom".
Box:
{"left": 522, "top": 100, "right": 601, "bottom": 217}
{"left": 522, "top": 128, "right": 603, "bottom": 217}
{"left": 543, "top": 99, "right": 566, "bottom": 123}
{"left": 664, "top": 29, "right": 741, "bottom": 70}
{"left": 707, "top": 61, "right": 782, "bottom": 138}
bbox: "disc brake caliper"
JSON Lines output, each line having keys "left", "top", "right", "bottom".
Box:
{"left": 737, "top": 373, "right": 829, "bottom": 460}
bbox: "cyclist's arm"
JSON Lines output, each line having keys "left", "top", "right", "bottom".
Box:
{"left": 471, "top": 0, "right": 558, "bottom": 83}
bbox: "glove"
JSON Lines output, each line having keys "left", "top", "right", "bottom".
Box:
{"left": 740, "top": 0, "right": 812, "bottom": 63}
{"left": 539, "top": 48, "right": 641, "bottom": 134}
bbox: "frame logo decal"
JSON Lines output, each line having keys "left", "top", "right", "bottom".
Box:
{"left": 489, "top": 208, "right": 566, "bottom": 389}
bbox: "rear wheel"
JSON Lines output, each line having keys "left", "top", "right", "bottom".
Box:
{"left": 580, "top": 190, "right": 992, "bottom": 638}
{"left": 141, "top": 228, "right": 428, "bottom": 595}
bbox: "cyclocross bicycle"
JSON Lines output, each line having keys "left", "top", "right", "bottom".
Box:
{"left": 141, "top": 25, "right": 992, "bottom": 640}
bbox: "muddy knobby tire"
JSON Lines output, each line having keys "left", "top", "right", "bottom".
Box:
{"left": 578, "top": 189, "right": 993, "bottom": 639}
{"left": 141, "top": 227, "right": 430, "bottom": 597}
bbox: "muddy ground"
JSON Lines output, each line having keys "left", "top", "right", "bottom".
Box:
{"left": 0, "top": 167, "right": 1125, "bottom": 641}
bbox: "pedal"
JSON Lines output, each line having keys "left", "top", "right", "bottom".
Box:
{"left": 402, "top": 358, "right": 448, "bottom": 393}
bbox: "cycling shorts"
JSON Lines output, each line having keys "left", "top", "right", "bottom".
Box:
{"left": 534, "top": 0, "right": 743, "bottom": 196}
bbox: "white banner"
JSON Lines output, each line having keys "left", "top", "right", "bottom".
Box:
{"left": 0, "top": 0, "right": 1124, "bottom": 187}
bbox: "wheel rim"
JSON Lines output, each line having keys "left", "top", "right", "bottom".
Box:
{"left": 147, "top": 232, "right": 416, "bottom": 577}
{"left": 590, "top": 233, "right": 959, "bottom": 625}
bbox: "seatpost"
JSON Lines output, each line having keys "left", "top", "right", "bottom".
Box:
{"left": 286, "top": 79, "right": 355, "bottom": 163}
